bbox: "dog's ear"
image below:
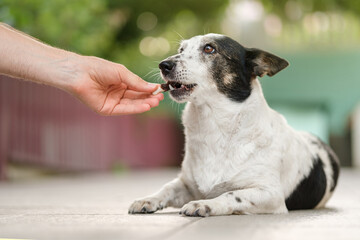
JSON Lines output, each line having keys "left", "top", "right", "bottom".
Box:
{"left": 245, "top": 48, "right": 289, "bottom": 77}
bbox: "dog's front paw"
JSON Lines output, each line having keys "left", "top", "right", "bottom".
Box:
{"left": 128, "top": 198, "right": 164, "bottom": 214}
{"left": 180, "top": 201, "right": 212, "bottom": 217}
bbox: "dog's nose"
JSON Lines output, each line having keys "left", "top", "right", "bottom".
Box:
{"left": 159, "top": 60, "right": 175, "bottom": 75}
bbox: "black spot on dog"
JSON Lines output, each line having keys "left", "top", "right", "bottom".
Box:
{"left": 206, "top": 35, "right": 288, "bottom": 103}
{"left": 328, "top": 152, "right": 339, "bottom": 192}
{"left": 245, "top": 48, "right": 289, "bottom": 77}
{"left": 285, "top": 157, "right": 327, "bottom": 210}
{"left": 313, "top": 137, "right": 340, "bottom": 192}
{"left": 208, "top": 36, "right": 252, "bottom": 102}
{"left": 235, "top": 197, "right": 242, "bottom": 203}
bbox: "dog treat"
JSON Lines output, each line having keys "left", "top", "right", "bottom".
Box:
{"left": 152, "top": 83, "right": 170, "bottom": 95}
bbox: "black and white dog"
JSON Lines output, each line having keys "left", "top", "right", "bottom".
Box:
{"left": 129, "top": 34, "right": 340, "bottom": 216}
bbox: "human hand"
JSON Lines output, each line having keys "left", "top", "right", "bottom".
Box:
{"left": 66, "top": 56, "right": 164, "bottom": 115}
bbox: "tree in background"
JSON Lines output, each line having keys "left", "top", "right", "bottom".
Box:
{"left": 0, "top": 0, "right": 228, "bottom": 77}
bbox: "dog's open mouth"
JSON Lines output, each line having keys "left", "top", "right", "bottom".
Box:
{"left": 152, "top": 77, "right": 197, "bottom": 98}
{"left": 161, "top": 81, "right": 197, "bottom": 92}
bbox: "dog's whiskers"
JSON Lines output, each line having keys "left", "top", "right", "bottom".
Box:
{"left": 173, "top": 31, "right": 184, "bottom": 41}
{"left": 143, "top": 68, "right": 158, "bottom": 78}
{"left": 144, "top": 68, "right": 163, "bottom": 83}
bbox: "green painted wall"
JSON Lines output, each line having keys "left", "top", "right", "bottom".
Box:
{"left": 262, "top": 50, "right": 360, "bottom": 135}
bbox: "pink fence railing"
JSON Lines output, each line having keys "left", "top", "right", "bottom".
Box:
{"left": 0, "top": 75, "right": 183, "bottom": 179}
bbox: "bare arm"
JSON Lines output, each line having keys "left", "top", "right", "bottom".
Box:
{"left": 0, "top": 23, "right": 163, "bottom": 115}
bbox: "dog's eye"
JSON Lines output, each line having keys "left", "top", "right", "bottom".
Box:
{"left": 204, "top": 44, "right": 216, "bottom": 54}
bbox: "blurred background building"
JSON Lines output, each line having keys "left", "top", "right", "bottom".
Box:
{"left": 1, "top": 0, "right": 360, "bottom": 180}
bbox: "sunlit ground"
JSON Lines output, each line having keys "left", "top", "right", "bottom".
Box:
{"left": 0, "top": 168, "right": 359, "bottom": 240}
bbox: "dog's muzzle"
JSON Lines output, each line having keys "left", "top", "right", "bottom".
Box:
{"left": 157, "top": 59, "right": 197, "bottom": 101}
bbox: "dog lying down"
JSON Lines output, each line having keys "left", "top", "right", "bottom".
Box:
{"left": 129, "top": 34, "right": 340, "bottom": 217}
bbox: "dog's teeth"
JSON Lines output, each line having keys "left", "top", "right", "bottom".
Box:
{"left": 169, "top": 84, "right": 174, "bottom": 90}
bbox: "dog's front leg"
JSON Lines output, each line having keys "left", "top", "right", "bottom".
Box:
{"left": 128, "top": 178, "right": 194, "bottom": 214}
{"left": 180, "top": 188, "right": 288, "bottom": 217}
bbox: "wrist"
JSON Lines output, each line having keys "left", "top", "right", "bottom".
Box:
{"left": 46, "top": 51, "right": 86, "bottom": 92}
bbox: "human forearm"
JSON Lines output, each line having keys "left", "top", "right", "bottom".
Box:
{"left": 0, "top": 23, "right": 78, "bottom": 91}
{"left": 0, "top": 23, "right": 163, "bottom": 115}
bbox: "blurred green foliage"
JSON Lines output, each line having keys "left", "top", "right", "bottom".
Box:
{"left": 0, "top": 0, "right": 228, "bottom": 77}
{"left": 0, "top": 0, "right": 114, "bottom": 57}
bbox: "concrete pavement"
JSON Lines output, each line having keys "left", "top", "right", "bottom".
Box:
{"left": 0, "top": 168, "right": 359, "bottom": 240}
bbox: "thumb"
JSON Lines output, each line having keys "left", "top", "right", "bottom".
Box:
{"left": 119, "top": 65, "right": 158, "bottom": 93}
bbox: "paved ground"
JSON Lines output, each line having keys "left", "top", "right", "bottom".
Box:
{"left": 0, "top": 168, "right": 359, "bottom": 240}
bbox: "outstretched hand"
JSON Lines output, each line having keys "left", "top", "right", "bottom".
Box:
{"left": 0, "top": 23, "right": 163, "bottom": 115}
{"left": 68, "top": 56, "right": 164, "bottom": 115}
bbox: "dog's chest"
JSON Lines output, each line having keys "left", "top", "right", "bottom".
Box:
{"left": 187, "top": 138, "right": 241, "bottom": 194}
{"left": 182, "top": 103, "right": 253, "bottom": 194}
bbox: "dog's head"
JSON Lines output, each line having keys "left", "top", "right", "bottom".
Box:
{"left": 159, "top": 33, "right": 289, "bottom": 103}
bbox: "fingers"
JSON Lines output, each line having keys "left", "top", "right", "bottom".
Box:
{"left": 124, "top": 90, "right": 164, "bottom": 101}
{"left": 118, "top": 64, "right": 159, "bottom": 93}
{"left": 112, "top": 104, "right": 152, "bottom": 115}
{"left": 111, "top": 98, "right": 161, "bottom": 115}
{"left": 123, "top": 97, "right": 161, "bottom": 109}
{"left": 97, "top": 87, "right": 164, "bottom": 116}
